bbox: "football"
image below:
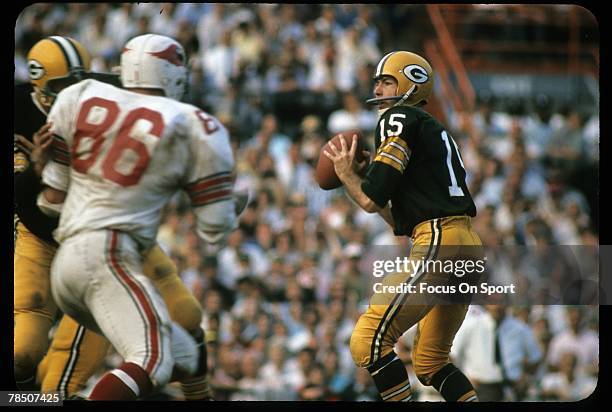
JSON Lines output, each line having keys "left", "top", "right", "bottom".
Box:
{"left": 315, "top": 130, "right": 369, "bottom": 190}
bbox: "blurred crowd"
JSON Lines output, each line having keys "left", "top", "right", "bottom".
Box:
{"left": 16, "top": 3, "right": 598, "bottom": 401}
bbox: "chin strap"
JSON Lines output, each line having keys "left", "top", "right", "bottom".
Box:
{"left": 365, "top": 95, "right": 402, "bottom": 106}
{"left": 393, "top": 84, "right": 416, "bottom": 107}
{"left": 366, "top": 84, "right": 417, "bottom": 108}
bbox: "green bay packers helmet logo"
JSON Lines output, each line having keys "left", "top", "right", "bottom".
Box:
{"left": 28, "top": 59, "right": 45, "bottom": 80}
{"left": 402, "top": 64, "right": 428, "bottom": 84}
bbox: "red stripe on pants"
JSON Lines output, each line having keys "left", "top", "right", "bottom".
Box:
{"left": 108, "top": 231, "right": 161, "bottom": 374}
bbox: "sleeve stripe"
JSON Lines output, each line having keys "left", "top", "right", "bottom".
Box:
{"left": 53, "top": 147, "right": 70, "bottom": 158}
{"left": 14, "top": 153, "right": 28, "bottom": 172}
{"left": 52, "top": 135, "right": 69, "bottom": 151}
{"left": 374, "top": 153, "right": 406, "bottom": 173}
{"left": 379, "top": 146, "right": 408, "bottom": 164}
{"left": 53, "top": 144, "right": 70, "bottom": 154}
{"left": 193, "top": 195, "right": 234, "bottom": 208}
{"left": 185, "top": 172, "right": 232, "bottom": 192}
{"left": 53, "top": 154, "right": 71, "bottom": 165}
{"left": 188, "top": 176, "right": 233, "bottom": 195}
{"left": 188, "top": 182, "right": 233, "bottom": 199}
{"left": 191, "top": 190, "right": 234, "bottom": 207}
{"left": 53, "top": 156, "right": 70, "bottom": 166}
{"left": 386, "top": 136, "right": 408, "bottom": 151}
{"left": 376, "top": 152, "right": 406, "bottom": 167}
{"left": 53, "top": 147, "right": 70, "bottom": 159}
{"left": 374, "top": 155, "right": 404, "bottom": 172}
{"left": 52, "top": 135, "right": 70, "bottom": 165}
{"left": 387, "top": 142, "right": 410, "bottom": 158}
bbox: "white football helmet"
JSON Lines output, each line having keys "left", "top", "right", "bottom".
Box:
{"left": 120, "top": 34, "right": 188, "bottom": 101}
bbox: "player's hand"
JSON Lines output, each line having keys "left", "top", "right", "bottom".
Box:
{"left": 323, "top": 134, "right": 360, "bottom": 180}
{"left": 14, "top": 134, "right": 33, "bottom": 153}
{"left": 29, "top": 122, "right": 54, "bottom": 176}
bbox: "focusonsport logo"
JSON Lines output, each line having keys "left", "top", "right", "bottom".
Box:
{"left": 402, "top": 64, "right": 428, "bottom": 83}
{"left": 28, "top": 60, "right": 45, "bottom": 80}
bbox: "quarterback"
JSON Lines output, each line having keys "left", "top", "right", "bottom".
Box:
{"left": 35, "top": 34, "right": 237, "bottom": 400}
{"left": 324, "top": 51, "right": 483, "bottom": 401}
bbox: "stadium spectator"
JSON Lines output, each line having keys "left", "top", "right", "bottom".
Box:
{"left": 540, "top": 351, "right": 597, "bottom": 401}
{"left": 201, "top": 29, "right": 239, "bottom": 94}
{"left": 327, "top": 91, "right": 378, "bottom": 135}
{"left": 259, "top": 341, "right": 298, "bottom": 399}
{"left": 452, "top": 304, "right": 542, "bottom": 401}
{"left": 546, "top": 306, "right": 599, "bottom": 375}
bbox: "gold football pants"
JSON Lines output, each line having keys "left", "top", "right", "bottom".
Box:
{"left": 350, "top": 216, "right": 483, "bottom": 386}
{"left": 13, "top": 222, "right": 202, "bottom": 396}
{"left": 14, "top": 223, "right": 58, "bottom": 380}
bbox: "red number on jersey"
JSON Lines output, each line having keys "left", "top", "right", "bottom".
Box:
{"left": 72, "top": 98, "right": 119, "bottom": 174}
{"left": 72, "top": 97, "right": 165, "bottom": 187}
{"left": 195, "top": 110, "right": 219, "bottom": 135}
{"left": 102, "top": 108, "right": 164, "bottom": 186}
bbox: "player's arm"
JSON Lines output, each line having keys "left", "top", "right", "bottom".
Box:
{"left": 325, "top": 108, "right": 415, "bottom": 217}
{"left": 14, "top": 135, "right": 40, "bottom": 205}
{"left": 37, "top": 187, "right": 66, "bottom": 217}
{"left": 183, "top": 114, "right": 239, "bottom": 245}
{"left": 341, "top": 170, "right": 394, "bottom": 226}
{"left": 324, "top": 136, "right": 395, "bottom": 226}
{"left": 361, "top": 108, "right": 415, "bottom": 213}
{"left": 38, "top": 133, "right": 70, "bottom": 217}
{"left": 14, "top": 123, "right": 67, "bottom": 218}
{"left": 36, "top": 86, "right": 78, "bottom": 217}
{"left": 377, "top": 204, "right": 395, "bottom": 226}
{"left": 14, "top": 123, "right": 54, "bottom": 176}
{"left": 14, "top": 134, "right": 31, "bottom": 174}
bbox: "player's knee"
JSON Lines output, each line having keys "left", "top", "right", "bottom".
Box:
{"left": 412, "top": 353, "right": 446, "bottom": 386}
{"left": 349, "top": 330, "right": 374, "bottom": 368}
{"left": 16, "top": 290, "right": 46, "bottom": 310}
{"left": 14, "top": 351, "right": 37, "bottom": 379}
{"left": 142, "top": 245, "right": 176, "bottom": 281}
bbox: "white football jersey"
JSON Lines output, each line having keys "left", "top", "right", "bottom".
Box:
{"left": 43, "top": 79, "right": 237, "bottom": 248}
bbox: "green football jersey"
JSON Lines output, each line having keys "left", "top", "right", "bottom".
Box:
{"left": 361, "top": 105, "right": 476, "bottom": 236}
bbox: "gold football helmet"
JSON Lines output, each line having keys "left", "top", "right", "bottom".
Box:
{"left": 26, "top": 36, "right": 91, "bottom": 109}
{"left": 366, "top": 51, "right": 434, "bottom": 107}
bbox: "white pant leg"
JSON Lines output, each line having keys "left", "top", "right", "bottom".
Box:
{"left": 51, "top": 230, "right": 178, "bottom": 387}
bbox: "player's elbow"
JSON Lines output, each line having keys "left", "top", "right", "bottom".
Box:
{"left": 362, "top": 198, "right": 381, "bottom": 213}
{"left": 44, "top": 187, "right": 66, "bottom": 204}
{"left": 194, "top": 199, "right": 238, "bottom": 244}
{"left": 36, "top": 187, "right": 66, "bottom": 217}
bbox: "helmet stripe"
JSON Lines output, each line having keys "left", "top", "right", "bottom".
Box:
{"left": 64, "top": 37, "right": 85, "bottom": 68}
{"left": 375, "top": 52, "right": 395, "bottom": 78}
{"left": 49, "top": 36, "right": 82, "bottom": 70}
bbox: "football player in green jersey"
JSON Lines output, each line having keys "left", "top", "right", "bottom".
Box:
{"left": 324, "top": 51, "right": 482, "bottom": 402}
